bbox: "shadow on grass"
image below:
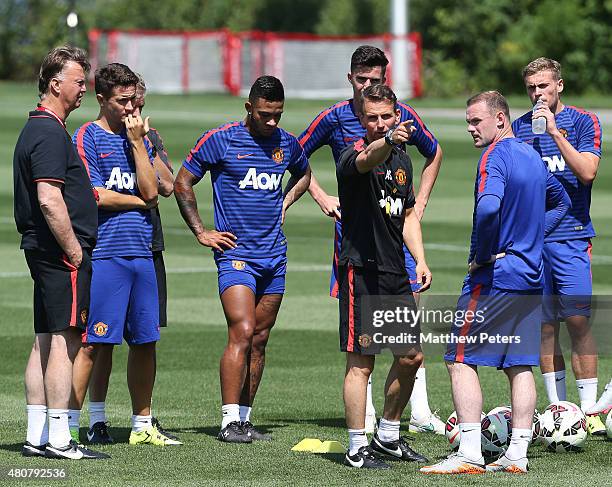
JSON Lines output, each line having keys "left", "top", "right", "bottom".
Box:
{"left": 172, "top": 423, "right": 284, "bottom": 439}
{"left": 0, "top": 443, "right": 24, "bottom": 454}
{"left": 270, "top": 417, "right": 347, "bottom": 428}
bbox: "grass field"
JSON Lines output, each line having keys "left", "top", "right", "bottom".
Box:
{"left": 0, "top": 82, "right": 610, "bottom": 485}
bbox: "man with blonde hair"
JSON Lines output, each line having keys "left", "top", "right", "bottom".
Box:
{"left": 513, "top": 57, "right": 605, "bottom": 435}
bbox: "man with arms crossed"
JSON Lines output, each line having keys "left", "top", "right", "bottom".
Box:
{"left": 13, "top": 46, "right": 107, "bottom": 459}
{"left": 421, "top": 91, "right": 569, "bottom": 474}
{"left": 513, "top": 58, "right": 605, "bottom": 434}
{"left": 337, "top": 84, "right": 431, "bottom": 469}
{"left": 174, "top": 76, "right": 311, "bottom": 443}
{"left": 70, "top": 63, "right": 180, "bottom": 446}
{"left": 299, "top": 45, "right": 444, "bottom": 434}
{"left": 70, "top": 73, "right": 179, "bottom": 444}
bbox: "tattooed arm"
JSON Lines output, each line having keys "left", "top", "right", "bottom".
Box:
{"left": 174, "top": 166, "right": 237, "bottom": 252}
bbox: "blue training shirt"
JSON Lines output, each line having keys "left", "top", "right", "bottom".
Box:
{"left": 298, "top": 98, "right": 438, "bottom": 164}
{"left": 73, "top": 122, "right": 154, "bottom": 260}
{"left": 182, "top": 121, "right": 309, "bottom": 259}
{"left": 468, "top": 137, "right": 565, "bottom": 291}
{"left": 512, "top": 105, "right": 602, "bottom": 242}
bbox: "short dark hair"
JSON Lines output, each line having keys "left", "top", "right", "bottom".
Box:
{"left": 39, "top": 45, "right": 90, "bottom": 99}
{"left": 466, "top": 90, "right": 510, "bottom": 119}
{"left": 248, "top": 75, "right": 284, "bottom": 103}
{"left": 95, "top": 63, "right": 139, "bottom": 98}
{"left": 361, "top": 84, "right": 397, "bottom": 108}
{"left": 350, "top": 45, "right": 388, "bottom": 73}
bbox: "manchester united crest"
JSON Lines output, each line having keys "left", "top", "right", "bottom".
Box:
{"left": 93, "top": 322, "right": 108, "bottom": 337}
{"left": 358, "top": 334, "right": 372, "bottom": 348}
{"left": 559, "top": 128, "right": 568, "bottom": 138}
{"left": 395, "top": 168, "right": 407, "bottom": 186}
{"left": 232, "top": 260, "right": 246, "bottom": 270}
{"left": 271, "top": 147, "right": 284, "bottom": 164}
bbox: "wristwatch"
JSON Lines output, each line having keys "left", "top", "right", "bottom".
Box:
{"left": 384, "top": 128, "right": 395, "bottom": 146}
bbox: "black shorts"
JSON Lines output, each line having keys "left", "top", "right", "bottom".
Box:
{"left": 153, "top": 251, "right": 167, "bottom": 327}
{"left": 25, "top": 249, "right": 92, "bottom": 334}
{"left": 339, "top": 264, "right": 418, "bottom": 354}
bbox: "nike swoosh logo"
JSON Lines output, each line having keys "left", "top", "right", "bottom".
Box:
{"left": 556, "top": 378, "right": 565, "bottom": 382}
{"left": 50, "top": 416, "right": 61, "bottom": 420}
{"left": 462, "top": 429, "right": 477, "bottom": 433}
{"left": 346, "top": 455, "right": 364, "bottom": 467}
{"left": 237, "top": 153, "right": 253, "bottom": 159}
{"left": 100, "top": 152, "right": 115, "bottom": 158}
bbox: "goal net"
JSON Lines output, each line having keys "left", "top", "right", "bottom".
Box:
{"left": 89, "top": 29, "right": 422, "bottom": 98}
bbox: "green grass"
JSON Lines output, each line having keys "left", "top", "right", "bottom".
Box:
{"left": 0, "top": 84, "right": 610, "bottom": 486}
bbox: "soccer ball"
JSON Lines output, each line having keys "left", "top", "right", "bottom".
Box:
{"left": 445, "top": 411, "right": 461, "bottom": 449}
{"left": 539, "top": 401, "right": 587, "bottom": 452}
{"left": 481, "top": 412, "right": 511, "bottom": 458}
{"left": 445, "top": 411, "right": 485, "bottom": 450}
{"left": 531, "top": 409, "right": 542, "bottom": 445}
{"left": 606, "top": 410, "right": 612, "bottom": 440}
{"left": 488, "top": 405, "right": 511, "bottom": 420}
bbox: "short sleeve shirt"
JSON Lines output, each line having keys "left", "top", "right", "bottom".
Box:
{"left": 337, "top": 139, "right": 415, "bottom": 274}
{"left": 13, "top": 108, "right": 98, "bottom": 253}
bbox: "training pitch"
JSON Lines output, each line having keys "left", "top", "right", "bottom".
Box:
{"left": 0, "top": 83, "right": 610, "bottom": 485}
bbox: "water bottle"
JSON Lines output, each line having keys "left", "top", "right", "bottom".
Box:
{"left": 532, "top": 99, "right": 546, "bottom": 135}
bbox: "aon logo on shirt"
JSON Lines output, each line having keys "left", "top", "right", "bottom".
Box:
{"left": 542, "top": 155, "right": 566, "bottom": 172}
{"left": 379, "top": 192, "right": 404, "bottom": 216}
{"left": 105, "top": 167, "right": 137, "bottom": 190}
{"left": 239, "top": 167, "right": 282, "bottom": 190}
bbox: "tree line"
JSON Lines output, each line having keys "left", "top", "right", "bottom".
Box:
{"left": 1, "top": 0, "right": 610, "bottom": 96}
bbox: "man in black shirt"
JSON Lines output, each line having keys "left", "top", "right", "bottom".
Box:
{"left": 337, "top": 84, "right": 432, "bottom": 469}
{"left": 13, "top": 46, "right": 107, "bottom": 460}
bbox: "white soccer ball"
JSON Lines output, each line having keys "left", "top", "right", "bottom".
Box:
{"left": 539, "top": 401, "right": 587, "bottom": 452}
{"left": 531, "top": 409, "right": 542, "bottom": 445}
{"left": 445, "top": 411, "right": 485, "bottom": 450}
{"left": 606, "top": 410, "right": 612, "bottom": 440}
{"left": 481, "top": 412, "right": 511, "bottom": 457}
{"left": 488, "top": 405, "right": 511, "bottom": 418}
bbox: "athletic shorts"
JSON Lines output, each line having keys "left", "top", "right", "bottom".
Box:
{"left": 25, "top": 249, "right": 92, "bottom": 334}
{"left": 338, "top": 264, "right": 419, "bottom": 354}
{"left": 85, "top": 256, "right": 160, "bottom": 345}
{"left": 215, "top": 254, "right": 286, "bottom": 296}
{"left": 542, "top": 239, "right": 592, "bottom": 322}
{"left": 444, "top": 280, "right": 542, "bottom": 369}
{"left": 153, "top": 251, "right": 167, "bottom": 327}
{"left": 330, "top": 219, "right": 419, "bottom": 298}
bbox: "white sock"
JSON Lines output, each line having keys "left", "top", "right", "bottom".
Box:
{"left": 377, "top": 418, "right": 400, "bottom": 442}
{"left": 221, "top": 404, "right": 240, "bottom": 429}
{"left": 542, "top": 370, "right": 566, "bottom": 402}
{"left": 68, "top": 409, "right": 80, "bottom": 429}
{"left": 26, "top": 404, "right": 48, "bottom": 446}
{"left": 348, "top": 428, "right": 368, "bottom": 455}
{"left": 366, "top": 376, "right": 375, "bottom": 415}
{"left": 505, "top": 428, "right": 531, "bottom": 460}
{"left": 89, "top": 401, "right": 107, "bottom": 428}
{"left": 239, "top": 405, "right": 252, "bottom": 423}
{"left": 47, "top": 408, "right": 71, "bottom": 447}
{"left": 131, "top": 414, "right": 152, "bottom": 433}
{"left": 458, "top": 422, "right": 482, "bottom": 462}
{"left": 410, "top": 367, "right": 432, "bottom": 421}
{"left": 576, "top": 377, "right": 598, "bottom": 411}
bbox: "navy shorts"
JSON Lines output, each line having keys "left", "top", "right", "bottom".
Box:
{"left": 25, "top": 249, "right": 92, "bottom": 334}
{"left": 215, "top": 254, "right": 286, "bottom": 296}
{"left": 330, "top": 218, "right": 419, "bottom": 298}
{"left": 338, "top": 264, "right": 418, "bottom": 354}
{"left": 542, "top": 239, "right": 592, "bottom": 322}
{"left": 444, "top": 279, "right": 542, "bottom": 369}
{"left": 85, "top": 256, "right": 160, "bottom": 345}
